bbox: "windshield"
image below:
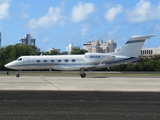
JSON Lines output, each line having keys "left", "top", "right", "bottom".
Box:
{"left": 18, "top": 58, "right": 22, "bottom": 61}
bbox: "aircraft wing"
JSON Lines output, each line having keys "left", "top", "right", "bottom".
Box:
{"left": 98, "top": 55, "right": 115, "bottom": 65}
{"left": 53, "top": 55, "right": 115, "bottom": 71}
{"left": 84, "top": 55, "right": 115, "bottom": 70}
{"left": 81, "top": 55, "right": 115, "bottom": 71}
{"left": 53, "top": 65, "right": 96, "bottom": 71}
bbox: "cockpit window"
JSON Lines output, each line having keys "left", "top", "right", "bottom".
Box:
{"left": 18, "top": 58, "right": 22, "bottom": 61}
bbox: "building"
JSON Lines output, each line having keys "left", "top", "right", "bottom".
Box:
{"left": 106, "top": 40, "right": 117, "bottom": 52}
{"left": 66, "top": 43, "right": 80, "bottom": 54}
{"left": 83, "top": 41, "right": 92, "bottom": 52}
{"left": 46, "top": 47, "right": 60, "bottom": 53}
{"left": 140, "top": 46, "right": 160, "bottom": 57}
{"left": 83, "top": 39, "right": 117, "bottom": 53}
{"left": 20, "top": 34, "right": 36, "bottom": 46}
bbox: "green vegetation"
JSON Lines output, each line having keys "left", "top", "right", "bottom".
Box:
{"left": 0, "top": 44, "right": 40, "bottom": 70}
{"left": 70, "top": 48, "right": 87, "bottom": 54}
{"left": 2, "top": 71, "right": 160, "bottom": 77}
{"left": 110, "top": 55, "right": 160, "bottom": 71}
{"left": 0, "top": 44, "right": 87, "bottom": 70}
{"left": 1, "top": 44, "right": 160, "bottom": 71}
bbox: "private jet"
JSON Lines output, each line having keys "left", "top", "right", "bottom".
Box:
{"left": 5, "top": 35, "right": 156, "bottom": 78}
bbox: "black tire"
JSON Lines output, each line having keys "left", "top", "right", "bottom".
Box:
{"left": 80, "top": 73, "right": 86, "bottom": 78}
{"left": 16, "top": 74, "right": 20, "bottom": 78}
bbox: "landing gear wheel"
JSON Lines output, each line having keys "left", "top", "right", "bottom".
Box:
{"left": 80, "top": 73, "right": 86, "bottom": 78}
{"left": 16, "top": 74, "right": 20, "bottom": 78}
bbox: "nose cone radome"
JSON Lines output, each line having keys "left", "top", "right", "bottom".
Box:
{"left": 5, "top": 63, "right": 12, "bottom": 69}
{"left": 4, "top": 62, "right": 17, "bottom": 69}
{"left": 4, "top": 64, "right": 7, "bottom": 68}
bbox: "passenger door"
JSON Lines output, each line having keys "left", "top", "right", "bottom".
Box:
{"left": 23, "top": 57, "right": 29, "bottom": 68}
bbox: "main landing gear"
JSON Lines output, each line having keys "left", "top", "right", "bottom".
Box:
{"left": 80, "top": 73, "right": 86, "bottom": 78}
{"left": 16, "top": 70, "right": 21, "bottom": 78}
{"left": 79, "top": 68, "right": 86, "bottom": 78}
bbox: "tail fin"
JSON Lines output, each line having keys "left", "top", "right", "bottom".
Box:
{"left": 115, "top": 35, "right": 156, "bottom": 57}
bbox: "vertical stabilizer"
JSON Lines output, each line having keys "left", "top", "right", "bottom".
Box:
{"left": 115, "top": 35, "right": 156, "bottom": 57}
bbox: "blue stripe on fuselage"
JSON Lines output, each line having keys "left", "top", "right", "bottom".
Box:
{"left": 106, "top": 57, "right": 138, "bottom": 65}
{"left": 126, "top": 40, "right": 145, "bottom": 44}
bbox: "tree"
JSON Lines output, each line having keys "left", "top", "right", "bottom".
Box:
{"left": 1, "top": 44, "right": 40, "bottom": 70}
{"left": 70, "top": 48, "right": 87, "bottom": 54}
{"left": 44, "top": 50, "right": 60, "bottom": 55}
{"left": 60, "top": 51, "right": 68, "bottom": 55}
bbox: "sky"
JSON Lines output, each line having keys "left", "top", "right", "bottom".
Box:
{"left": 0, "top": 0, "right": 160, "bottom": 52}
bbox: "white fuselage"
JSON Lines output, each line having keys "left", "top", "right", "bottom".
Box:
{"left": 4, "top": 53, "right": 135, "bottom": 71}
{"left": 4, "top": 34, "right": 156, "bottom": 78}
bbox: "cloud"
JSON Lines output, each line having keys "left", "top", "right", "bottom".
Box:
{"left": 28, "top": 7, "right": 67, "bottom": 29}
{"left": 20, "top": 13, "right": 29, "bottom": 19}
{"left": 104, "top": 4, "right": 123, "bottom": 22}
{"left": 71, "top": 2, "right": 96, "bottom": 22}
{"left": 126, "top": 0, "right": 160, "bottom": 23}
{"left": 0, "top": 0, "right": 11, "bottom": 3}
{"left": 18, "top": 3, "right": 30, "bottom": 9}
{"left": 0, "top": 1, "right": 9, "bottom": 19}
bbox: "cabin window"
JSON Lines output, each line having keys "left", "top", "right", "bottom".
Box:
{"left": 18, "top": 58, "right": 22, "bottom": 61}
{"left": 72, "top": 59, "right": 76, "bottom": 62}
{"left": 51, "top": 60, "right": 54, "bottom": 62}
{"left": 64, "top": 59, "right": 69, "bottom": 62}
{"left": 37, "top": 60, "right": 40, "bottom": 63}
{"left": 44, "top": 60, "right": 47, "bottom": 63}
{"left": 58, "top": 60, "right": 61, "bottom": 62}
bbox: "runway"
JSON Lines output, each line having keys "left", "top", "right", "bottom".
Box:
{"left": 0, "top": 91, "right": 159, "bottom": 120}
{"left": 0, "top": 76, "right": 159, "bottom": 120}
{"left": 0, "top": 76, "right": 160, "bottom": 91}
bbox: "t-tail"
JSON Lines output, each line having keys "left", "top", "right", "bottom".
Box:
{"left": 115, "top": 35, "right": 156, "bottom": 57}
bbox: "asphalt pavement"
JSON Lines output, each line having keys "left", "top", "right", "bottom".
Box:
{"left": 0, "top": 91, "right": 159, "bottom": 120}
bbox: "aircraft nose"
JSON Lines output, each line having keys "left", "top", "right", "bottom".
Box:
{"left": 4, "top": 63, "right": 10, "bottom": 68}
{"left": 4, "top": 61, "right": 20, "bottom": 70}
{"left": 4, "top": 62, "right": 14, "bottom": 69}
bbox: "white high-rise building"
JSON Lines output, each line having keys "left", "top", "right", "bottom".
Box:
{"left": 20, "top": 34, "right": 36, "bottom": 46}
{"left": 106, "top": 40, "right": 117, "bottom": 52}
{"left": 66, "top": 43, "right": 80, "bottom": 54}
{"left": 83, "top": 39, "right": 117, "bottom": 53}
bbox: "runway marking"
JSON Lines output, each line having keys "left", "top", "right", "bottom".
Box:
{"left": 40, "top": 77, "right": 61, "bottom": 90}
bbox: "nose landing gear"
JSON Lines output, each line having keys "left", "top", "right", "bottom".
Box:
{"left": 16, "top": 70, "right": 21, "bottom": 78}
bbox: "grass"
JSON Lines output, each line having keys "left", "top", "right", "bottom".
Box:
{"left": 1, "top": 71, "right": 160, "bottom": 77}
